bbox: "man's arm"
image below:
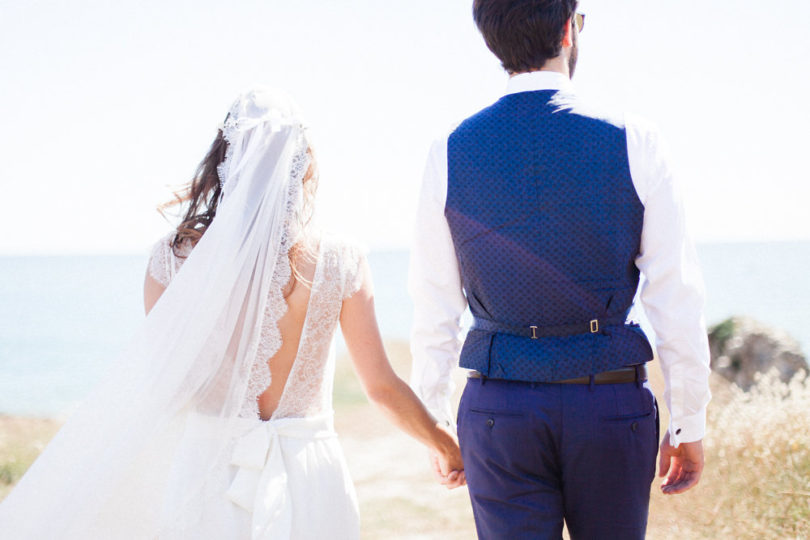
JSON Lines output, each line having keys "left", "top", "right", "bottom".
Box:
{"left": 627, "top": 116, "right": 712, "bottom": 493}
{"left": 408, "top": 136, "right": 467, "bottom": 429}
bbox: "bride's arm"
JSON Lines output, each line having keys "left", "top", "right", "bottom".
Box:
{"left": 339, "top": 266, "right": 465, "bottom": 488}
{"left": 143, "top": 273, "right": 166, "bottom": 315}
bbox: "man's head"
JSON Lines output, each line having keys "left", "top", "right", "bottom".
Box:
{"left": 473, "top": 0, "right": 580, "bottom": 76}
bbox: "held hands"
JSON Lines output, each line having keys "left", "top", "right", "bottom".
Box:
{"left": 430, "top": 422, "right": 466, "bottom": 490}
{"left": 658, "top": 430, "right": 704, "bottom": 495}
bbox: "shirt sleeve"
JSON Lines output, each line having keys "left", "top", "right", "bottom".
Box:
{"left": 408, "top": 136, "right": 468, "bottom": 427}
{"left": 626, "top": 115, "right": 712, "bottom": 447}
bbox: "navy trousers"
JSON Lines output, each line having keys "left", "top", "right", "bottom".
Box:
{"left": 457, "top": 377, "right": 659, "bottom": 539}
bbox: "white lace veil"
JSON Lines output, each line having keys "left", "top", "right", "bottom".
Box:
{"left": 0, "top": 88, "right": 311, "bottom": 538}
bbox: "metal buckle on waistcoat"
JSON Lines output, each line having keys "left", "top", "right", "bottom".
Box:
{"left": 530, "top": 326, "right": 538, "bottom": 339}
{"left": 590, "top": 319, "right": 599, "bottom": 333}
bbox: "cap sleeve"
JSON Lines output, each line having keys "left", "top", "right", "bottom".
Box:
{"left": 341, "top": 240, "right": 369, "bottom": 300}
{"left": 146, "top": 233, "right": 176, "bottom": 288}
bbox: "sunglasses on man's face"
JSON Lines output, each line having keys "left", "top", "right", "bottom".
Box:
{"left": 574, "top": 12, "right": 585, "bottom": 33}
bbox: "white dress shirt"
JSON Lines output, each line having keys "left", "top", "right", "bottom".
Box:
{"left": 408, "top": 71, "right": 711, "bottom": 447}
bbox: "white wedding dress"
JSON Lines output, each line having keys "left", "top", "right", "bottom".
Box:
{"left": 0, "top": 88, "right": 365, "bottom": 540}
{"left": 147, "top": 231, "right": 364, "bottom": 539}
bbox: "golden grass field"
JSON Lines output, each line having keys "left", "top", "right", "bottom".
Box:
{"left": 2, "top": 340, "right": 808, "bottom": 538}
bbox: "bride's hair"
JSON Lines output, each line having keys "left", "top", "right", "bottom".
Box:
{"left": 159, "top": 125, "right": 319, "bottom": 289}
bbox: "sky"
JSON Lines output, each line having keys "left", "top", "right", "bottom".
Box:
{"left": 1, "top": 0, "right": 809, "bottom": 255}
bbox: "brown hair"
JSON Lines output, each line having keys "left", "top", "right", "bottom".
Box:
{"left": 473, "top": 0, "right": 578, "bottom": 74}
{"left": 159, "top": 130, "right": 227, "bottom": 252}
{"left": 159, "top": 128, "right": 319, "bottom": 291}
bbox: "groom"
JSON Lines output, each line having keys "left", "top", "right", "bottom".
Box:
{"left": 409, "top": 1, "right": 712, "bottom": 538}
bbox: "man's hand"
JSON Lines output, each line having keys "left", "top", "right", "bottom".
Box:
{"left": 429, "top": 422, "right": 466, "bottom": 489}
{"left": 658, "top": 430, "right": 704, "bottom": 494}
{"left": 430, "top": 450, "right": 466, "bottom": 489}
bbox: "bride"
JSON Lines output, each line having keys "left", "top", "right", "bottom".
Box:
{"left": 0, "top": 88, "right": 464, "bottom": 539}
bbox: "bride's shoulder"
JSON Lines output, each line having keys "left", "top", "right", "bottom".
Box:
{"left": 318, "top": 233, "right": 368, "bottom": 298}
{"left": 146, "top": 230, "right": 193, "bottom": 287}
{"left": 319, "top": 233, "right": 367, "bottom": 263}
{"left": 149, "top": 230, "right": 174, "bottom": 252}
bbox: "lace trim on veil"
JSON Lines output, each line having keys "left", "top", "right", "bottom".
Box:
{"left": 147, "top": 135, "right": 312, "bottom": 420}
{"left": 230, "top": 129, "right": 311, "bottom": 419}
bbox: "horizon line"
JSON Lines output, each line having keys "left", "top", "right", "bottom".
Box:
{"left": 2, "top": 237, "right": 809, "bottom": 258}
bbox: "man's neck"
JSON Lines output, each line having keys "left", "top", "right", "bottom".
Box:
{"left": 509, "top": 57, "right": 570, "bottom": 79}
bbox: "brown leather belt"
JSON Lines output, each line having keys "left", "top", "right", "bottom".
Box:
{"left": 467, "top": 365, "right": 647, "bottom": 385}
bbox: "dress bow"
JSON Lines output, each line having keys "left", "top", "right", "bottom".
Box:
{"left": 225, "top": 414, "right": 336, "bottom": 540}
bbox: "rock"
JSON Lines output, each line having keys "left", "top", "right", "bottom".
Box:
{"left": 708, "top": 316, "right": 808, "bottom": 390}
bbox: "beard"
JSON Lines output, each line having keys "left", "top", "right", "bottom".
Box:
{"left": 568, "top": 24, "right": 579, "bottom": 78}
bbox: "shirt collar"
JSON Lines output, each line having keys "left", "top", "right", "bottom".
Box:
{"left": 505, "top": 70, "right": 574, "bottom": 96}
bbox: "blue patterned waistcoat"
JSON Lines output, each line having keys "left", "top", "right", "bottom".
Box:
{"left": 446, "top": 89, "right": 654, "bottom": 382}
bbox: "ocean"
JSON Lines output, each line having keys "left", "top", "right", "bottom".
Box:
{"left": 1, "top": 241, "right": 808, "bottom": 417}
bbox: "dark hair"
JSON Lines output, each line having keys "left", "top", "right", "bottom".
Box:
{"left": 159, "top": 129, "right": 228, "bottom": 254}
{"left": 473, "top": 0, "right": 578, "bottom": 74}
{"left": 159, "top": 125, "right": 320, "bottom": 289}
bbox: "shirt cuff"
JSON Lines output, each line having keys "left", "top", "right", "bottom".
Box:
{"left": 668, "top": 408, "right": 706, "bottom": 447}
{"left": 429, "top": 402, "right": 456, "bottom": 432}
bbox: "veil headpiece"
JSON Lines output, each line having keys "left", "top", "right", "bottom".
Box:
{"left": 0, "top": 87, "right": 312, "bottom": 537}
{"left": 217, "top": 87, "right": 308, "bottom": 198}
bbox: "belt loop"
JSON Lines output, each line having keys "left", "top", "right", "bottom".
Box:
{"left": 588, "top": 374, "right": 595, "bottom": 392}
{"left": 634, "top": 365, "right": 642, "bottom": 389}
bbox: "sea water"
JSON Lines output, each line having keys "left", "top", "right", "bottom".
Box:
{"left": 0, "top": 242, "right": 808, "bottom": 417}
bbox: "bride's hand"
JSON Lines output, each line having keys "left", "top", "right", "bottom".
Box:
{"left": 431, "top": 423, "right": 466, "bottom": 489}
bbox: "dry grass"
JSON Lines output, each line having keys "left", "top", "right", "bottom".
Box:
{"left": 0, "top": 416, "right": 61, "bottom": 501}
{"left": 645, "top": 369, "right": 810, "bottom": 539}
{"left": 2, "top": 342, "right": 808, "bottom": 539}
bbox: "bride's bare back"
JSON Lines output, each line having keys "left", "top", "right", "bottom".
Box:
{"left": 255, "top": 248, "right": 316, "bottom": 419}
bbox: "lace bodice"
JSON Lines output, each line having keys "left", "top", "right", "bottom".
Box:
{"left": 147, "top": 232, "right": 366, "bottom": 419}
